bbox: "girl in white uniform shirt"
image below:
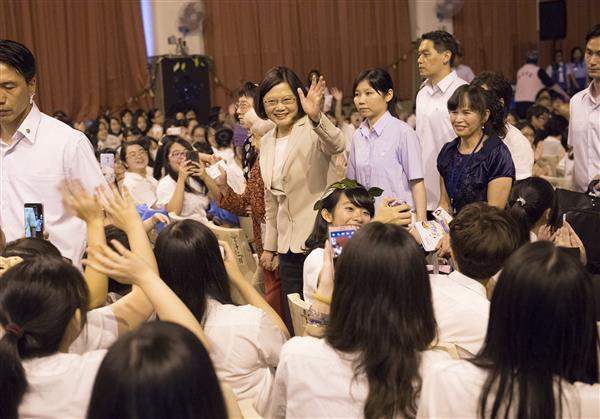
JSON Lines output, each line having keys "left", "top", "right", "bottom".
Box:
{"left": 154, "top": 136, "right": 211, "bottom": 221}
{"left": 153, "top": 220, "right": 289, "bottom": 413}
{"left": 267, "top": 223, "right": 452, "bottom": 419}
{"left": 303, "top": 179, "right": 375, "bottom": 305}
{"left": 120, "top": 139, "right": 158, "bottom": 208}
{"left": 418, "top": 241, "right": 600, "bottom": 418}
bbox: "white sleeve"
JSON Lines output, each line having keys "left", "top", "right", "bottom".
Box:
{"left": 256, "top": 309, "right": 288, "bottom": 368}
{"left": 65, "top": 134, "right": 107, "bottom": 192}
{"left": 264, "top": 347, "right": 289, "bottom": 419}
{"left": 303, "top": 249, "right": 324, "bottom": 306}
{"left": 155, "top": 177, "right": 175, "bottom": 207}
{"left": 68, "top": 306, "right": 118, "bottom": 354}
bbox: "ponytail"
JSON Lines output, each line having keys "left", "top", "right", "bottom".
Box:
{"left": 506, "top": 197, "right": 532, "bottom": 246}
{"left": 0, "top": 328, "right": 27, "bottom": 419}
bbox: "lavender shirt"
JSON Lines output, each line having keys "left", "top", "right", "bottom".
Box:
{"left": 347, "top": 111, "right": 424, "bottom": 208}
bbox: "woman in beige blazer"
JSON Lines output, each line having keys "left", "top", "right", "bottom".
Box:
{"left": 257, "top": 66, "right": 345, "bottom": 328}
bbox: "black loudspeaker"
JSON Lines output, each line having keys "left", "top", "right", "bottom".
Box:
{"left": 539, "top": 0, "right": 566, "bottom": 41}
{"left": 151, "top": 55, "right": 211, "bottom": 123}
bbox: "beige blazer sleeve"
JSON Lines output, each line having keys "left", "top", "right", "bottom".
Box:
{"left": 310, "top": 112, "right": 346, "bottom": 156}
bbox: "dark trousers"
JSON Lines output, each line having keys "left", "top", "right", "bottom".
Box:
{"left": 515, "top": 101, "right": 534, "bottom": 120}
{"left": 278, "top": 251, "right": 307, "bottom": 335}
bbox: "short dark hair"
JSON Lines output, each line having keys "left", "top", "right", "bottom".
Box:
{"left": 585, "top": 24, "right": 600, "bottom": 44}
{"left": 257, "top": 66, "right": 306, "bottom": 120}
{"left": 104, "top": 226, "right": 132, "bottom": 297}
{"left": 236, "top": 81, "right": 259, "bottom": 101}
{"left": 352, "top": 68, "right": 398, "bottom": 118}
{"left": 120, "top": 137, "right": 149, "bottom": 162}
{"left": 473, "top": 241, "right": 599, "bottom": 418}
{"left": 421, "top": 30, "right": 459, "bottom": 67}
{"left": 449, "top": 202, "right": 521, "bottom": 280}
{"left": 154, "top": 220, "right": 234, "bottom": 323}
{"left": 471, "top": 71, "right": 513, "bottom": 116}
{"left": 87, "top": 322, "right": 227, "bottom": 419}
{"left": 0, "top": 39, "right": 36, "bottom": 83}
{"left": 526, "top": 104, "right": 550, "bottom": 122}
{"left": 447, "top": 84, "right": 507, "bottom": 137}
{"left": 214, "top": 127, "right": 233, "bottom": 148}
{"left": 2, "top": 238, "right": 63, "bottom": 260}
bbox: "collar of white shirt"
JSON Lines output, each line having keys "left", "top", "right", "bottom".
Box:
{"left": 448, "top": 270, "right": 487, "bottom": 298}
{"left": 581, "top": 81, "right": 600, "bottom": 107}
{"left": 2, "top": 103, "right": 41, "bottom": 146}
{"left": 421, "top": 70, "right": 460, "bottom": 95}
{"left": 358, "top": 110, "right": 392, "bottom": 138}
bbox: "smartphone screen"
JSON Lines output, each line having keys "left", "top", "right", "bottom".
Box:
{"left": 100, "top": 153, "right": 116, "bottom": 183}
{"left": 24, "top": 203, "right": 44, "bottom": 239}
{"left": 328, "top": 225, "right": 357, "bottom": 259}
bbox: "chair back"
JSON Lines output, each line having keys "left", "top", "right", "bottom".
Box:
{"left": 287, "top": 293, "right": 310, "bottom": 336}
{"left": 206, "top": 221, "right": 257, "bottom": 282}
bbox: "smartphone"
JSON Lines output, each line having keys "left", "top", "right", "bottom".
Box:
{"left": 328, "top": 225, "right": 358, "bottom": 259}
{"left": 24, "top": 203, "right": 44, "bottom": 239}
{"left": 166, "top": 126, "right": 182, "bottom": 136}
{"left": 186, "top": 150, "right": 199, "bottom": 163}
{"left": 100, "top": 153, "right": 116, "bottom": 183}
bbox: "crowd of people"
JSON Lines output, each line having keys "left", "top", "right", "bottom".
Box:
{"left": 0, "top": 22, "right": 599, "bottom": 419}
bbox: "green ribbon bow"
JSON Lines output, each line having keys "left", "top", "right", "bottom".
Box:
{"left": 313, "top": 179, "right": 383, "bottom": 211}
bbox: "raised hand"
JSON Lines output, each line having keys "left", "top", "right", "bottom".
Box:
{"left": 98, "top": 185, "right": 140, "bottom": 232}
{"left": 331, "top": 87, "right": 343, "bottom": 102}
{"left": 60, "top": 180, "right": 103, "bottom": 223}
{"left": 298, "top": 75, "right": 326, "bottom": 123}
{"left": 83, "top": 240, "right": 156, "bottom": 285}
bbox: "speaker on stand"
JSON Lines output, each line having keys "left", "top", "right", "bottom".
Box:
{"left": 150, "top": 55, "right": 211, "bottom": 124}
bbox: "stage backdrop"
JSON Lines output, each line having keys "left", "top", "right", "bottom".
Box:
{"left": 203, "top": 0, "right": 413, "bottom": 107}
{"left": 0, "top": 0, "right": 151, "bottom": 120}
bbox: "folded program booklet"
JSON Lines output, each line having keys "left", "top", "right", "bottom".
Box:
{"left": 415, "top": 220, "right": 445, "bottom": 252}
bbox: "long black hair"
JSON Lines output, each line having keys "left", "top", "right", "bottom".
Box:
{"left": 507, "top": 177, "right": 559, "bottom": 241}
{"left": 326, "top": 222, "right": 437, "bottom": 418}
{"left": 0, "top": 257, "right": 89, "bottom": 419}
{"left": 304, "top": 186, "right": 375, "bottom": 254}
{"left": 472, "top": 241, "right": 599, "bottom": 419}
{"left": 154, "top": 220, "right": 234, "bottom": 324}
{"left": 153, "top": 136, "right": 206, "bottom": 194}
{"left": 87, "top": 321, "right": 227, "bottom": 419}
{"left": 447, "top": 84, "right": 507, "bottom": 138}
{"left": 352, "top": 68, "right": 398, "bottom": 117}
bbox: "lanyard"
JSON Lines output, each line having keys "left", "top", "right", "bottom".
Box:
{"left": 448, "top": 134, "right": 485, "bottom": 211}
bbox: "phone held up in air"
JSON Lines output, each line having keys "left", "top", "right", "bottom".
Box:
{"left": 328, "top": 225, "right": 358, "bottom": 260}
{"left": 186, "top": 150, "right": 199, "bottom": 163}
{"left": 100, "top": 153, "right": 116, "bottom": 184}
{"left": 24, "top": 203, "right": 44, "bottom": 239}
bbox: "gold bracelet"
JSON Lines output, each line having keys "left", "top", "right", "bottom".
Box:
{"left": 313, "top": 292, "right": 332, "bottom": 305}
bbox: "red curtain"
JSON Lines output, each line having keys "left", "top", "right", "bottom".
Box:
{"left": 452, "top": 0, "right": 538, "bottom": 83}
{"left": 203, "top": 0, "right": 413, "bottom": 107}
{"left": 0, "top": 0, "right": 151, "bottom": 120}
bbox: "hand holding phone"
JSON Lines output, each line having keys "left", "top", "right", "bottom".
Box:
{"left": 100, "top": 153, "right": 116, "bottom": 184}
{"left": 328, "top": 225, "right": 358, "bottom": 259}
{"left": 24, "top": 203, "right": 44, "bottom": 239}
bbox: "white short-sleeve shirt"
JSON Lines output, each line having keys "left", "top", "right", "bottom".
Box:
{"left": 122, "top": 169, "right": 159, "bottom": 208}
{"left": 0, "top": 104, "right": 106, "bottom": 265}
{"left": 418, "top": 359, "right": 600, "bottom": 418}
{"left": 503, "top": 124, "right": 534, "bottom": 181}
{"left": 266, "top": 336, "right": 452, "bottom": 419}
{"left": 430, "top": 271, "right": 490, "bottom": 355}
{"left": 68, "top": 305, "right": 119, "bottom": 354}
{"left": 203, "top": 299, "right": 288, "bottom": 414}
{"left": 155, "top": 175, "right": 210, "bottom": 220}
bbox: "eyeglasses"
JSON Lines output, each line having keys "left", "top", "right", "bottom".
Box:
{"left": 126, "top": 150, "right": 147, "bottom": 159}
{"left": 169, "top": 151, "right": 187, "bottom": 159}
{"left": 263, "top": 96, "right": 296, "bottom": 108}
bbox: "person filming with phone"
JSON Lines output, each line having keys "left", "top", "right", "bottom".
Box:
{"left": 0, "top": 40, "right": 105, "bottom": 266}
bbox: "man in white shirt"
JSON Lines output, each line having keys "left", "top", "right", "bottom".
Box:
{"left": 569, "top": 24, "right": 600, "bottom": 192}
{"left": 416, "top": 31, "right": 468, "bottom": 211}
{"left": 430, "top": 202, "right": 521, "bottom": 355}
{"left": 0, "top": 40, "right": 105, "bottom": 265}
{"left": 472, "top": 71, "right": 534, "bottom": 180}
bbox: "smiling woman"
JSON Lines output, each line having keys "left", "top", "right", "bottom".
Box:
{"left": 120, "top": 139, "right": 158, "bottom": 208}
{"left": 257, "top": 66, "right": 345, "bottom": 330}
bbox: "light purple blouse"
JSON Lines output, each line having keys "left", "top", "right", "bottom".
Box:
{"left": 347, "top": 111, "right": 424, "bottom": 207}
